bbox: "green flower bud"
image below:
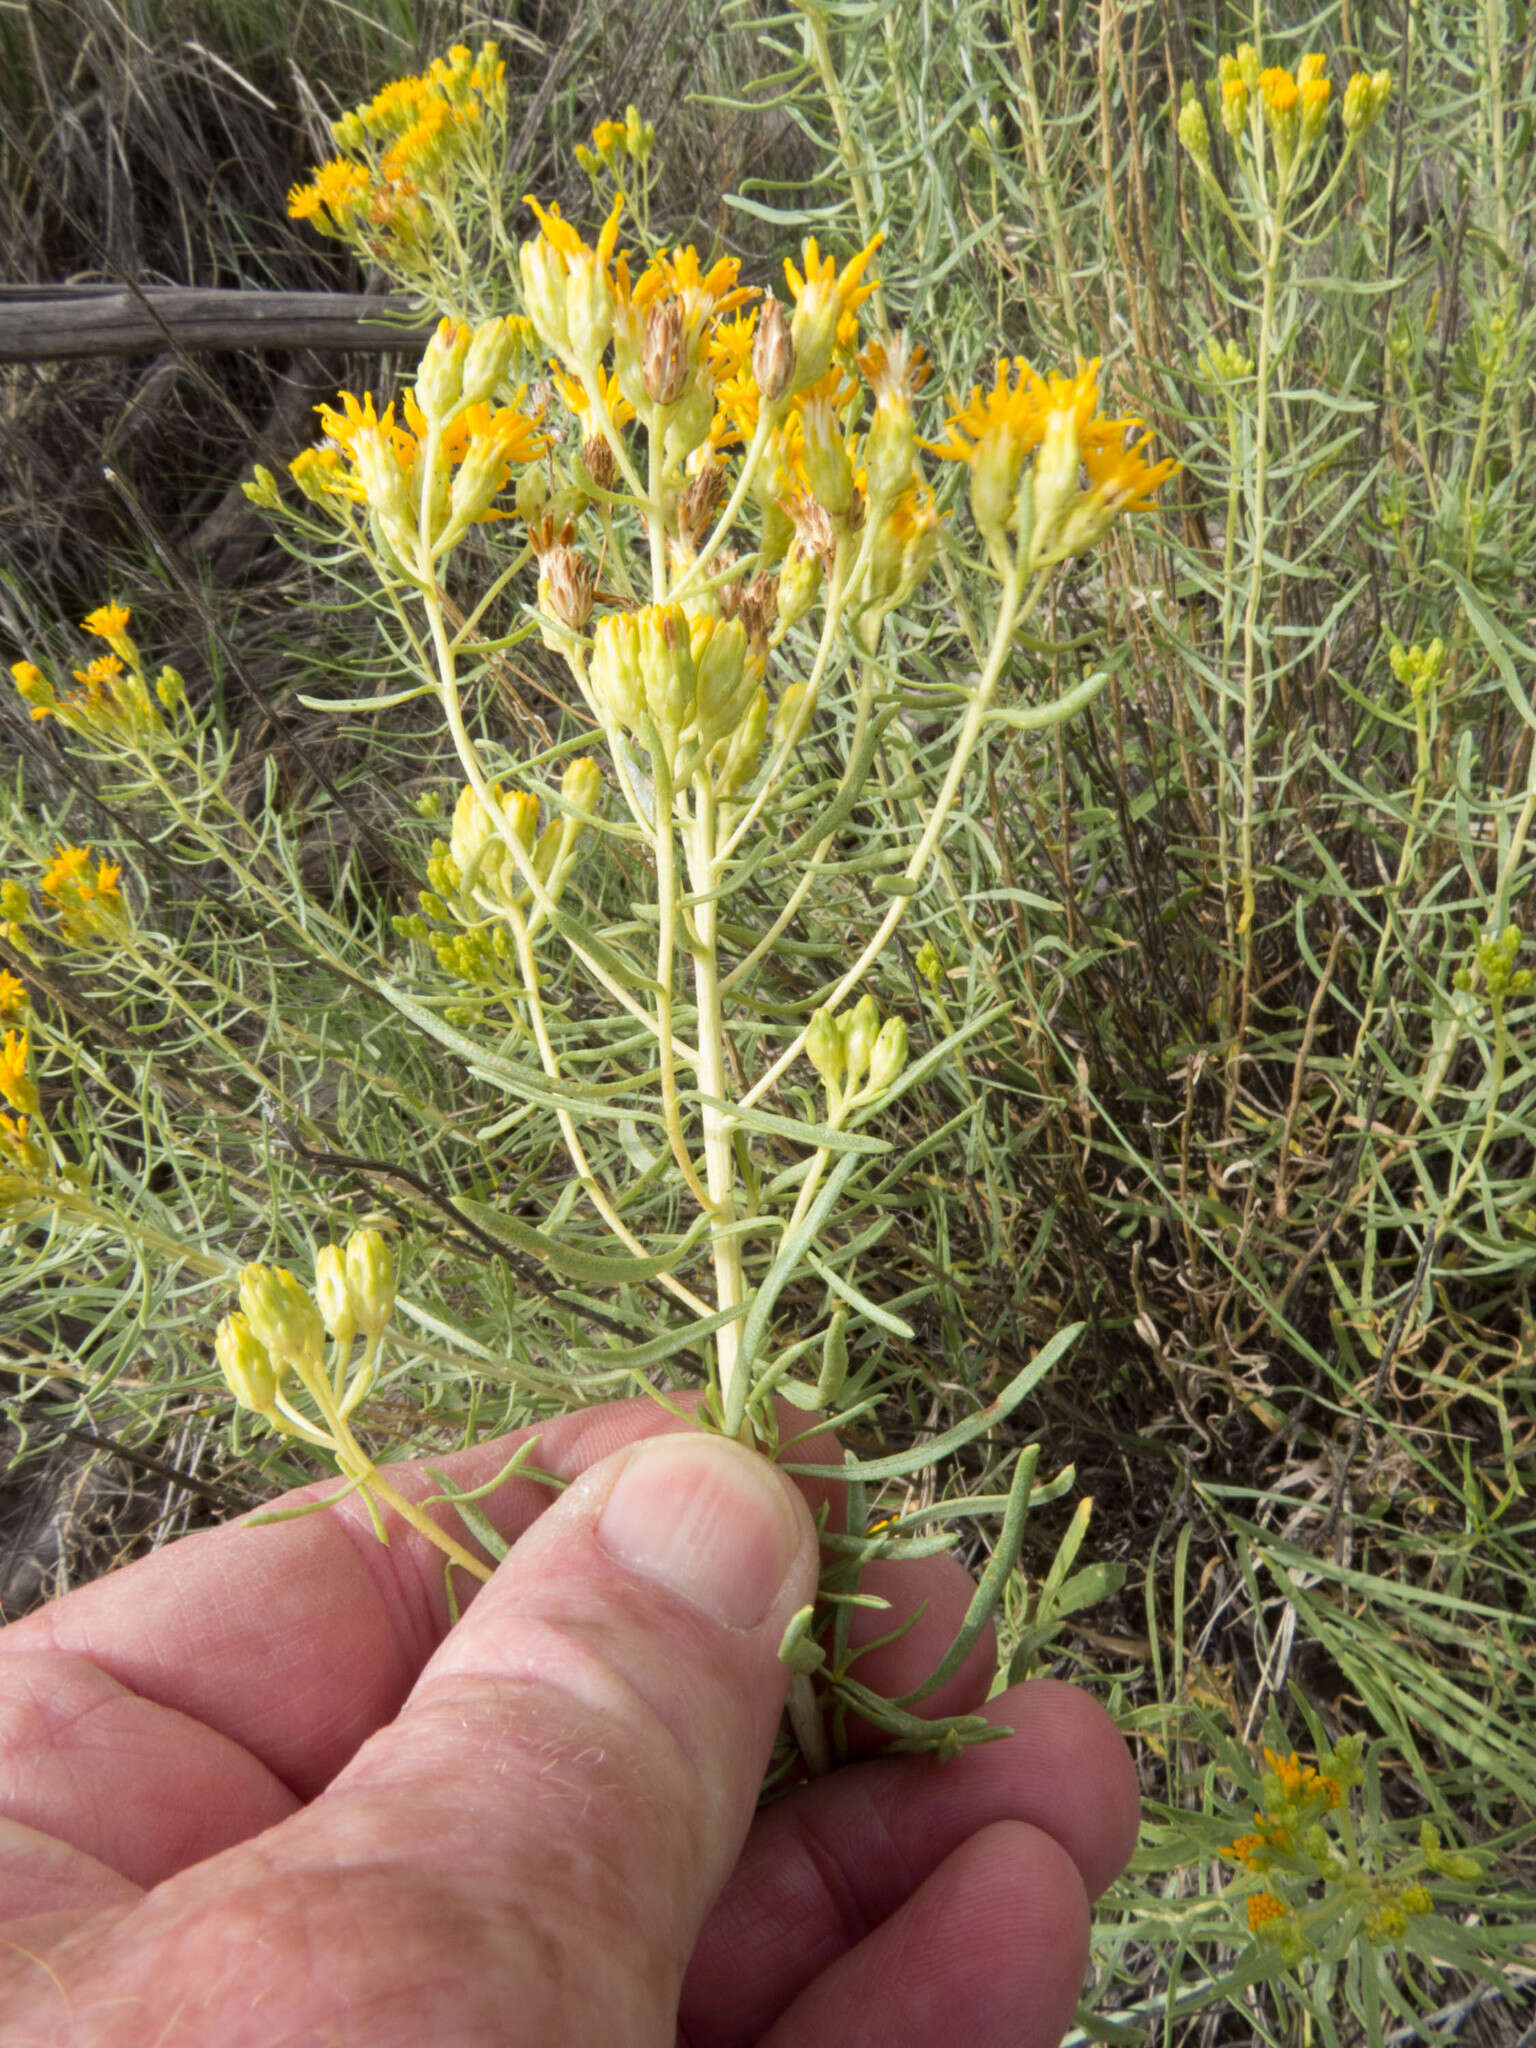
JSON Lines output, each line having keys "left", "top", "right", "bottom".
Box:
{"left": 694, "top": 617, "right": 753, "bottom": 750}
{"left": 915, "top": 938, "right": 943, "bottom": 991}
{"left": 344, "top": 1227, "right": 395, "bottom": 1339}
{"left": 314, "top": 1243, "right": 356, "bottom": 1348}
{"left": 1178, "top": 92, "right": 1212, "bottom": 166}
{"left": 866, "top": 1014, "right": 908, "bottom": 1094}
{"left": 588, "top": 610, "right": 646, "bottom": 731}
{"left": 776, "top": 545, "right": 823, "bottom": 630}
{"left": 461, "top": 316, "right": 519, "bottom": 407}
{"left": 414, "top": 317, "right": 471, "bottom": 422}
{"left": 241, "top": 465, "right": 282, "bottom": 510}
{"left": 215, "top": 1311, "right": 282, "bottom": 1412}
{"left": 800, "top": 397, "right": 854, "bottom": 519}
{"left": 806, "top": 1005, "right": 844, "bottom": 1090}
{"left": 842, "top": 994, "right": 880, "bottom": 1093}
{"left": 863, "top": 403, "right": 915, "bottom": 515}
{"left": 772, "top": 680, "right": 811, "bottom": 752}
{"left": 1026, "top": 405, "right": 1084, "bottom": 571}
{"left": 715, "top": 684, "right": 769, "bottom": 799}
{"left": 637, "top": 604, "right": 697, "bottom": 757}
{"left": 561, "top": 755, "right": 603, "bottom": 816}
{"left": 450, "top": 783, "right": 498, "bottom": 882}
{"left": 1343, "top": 67, "right": 1391, "bottom": 136}
{"left": 663, "top": 373, "right": 717, "bottom": 469}
{"left": 237, "top": 1263, "right": 324, "bottom": 1367}
{"left": 154, "top": 667, "right": 185, "bottom": 713}
{"left": 514, "top": 465, "right": 549, "bottom": 526}
{"left": 969, "top": 429, "right": 1026, "bottom": 545}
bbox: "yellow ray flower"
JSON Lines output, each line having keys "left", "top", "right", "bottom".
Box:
{"left": 519, "top": 191, "right": 627, "bottom": 366}
{"left": 82, "top": 602, "right": 130, "bottom": 640}
{"left": 287, "top": 157, "right": 371, "bottom": 228}
{"left": 551, "top": 361, "right": 635, "bottom": 429}
{"left": 782, "top": 233, "right": 882, "bottom": 388}
{"left": 0, "top": 1029, "right": 37, "bottom": 1116}
{"left": 40, "top": 844, "right": 92, "bottom": 898}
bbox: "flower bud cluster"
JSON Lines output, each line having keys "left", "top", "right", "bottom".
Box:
{"left": 447, "top": 759, "right": 601, "bottom": 914}
{"left": 215, "top": 1228, "right": 398, "bottom": 1431}
{"left": 10, "top": 603, "right": 172, "bottom": 748}
{"left": 1452, "top": 923, "right": 1532, "bottom": 1006}
{"left": 1190, "top": 46, "right": 1388, "bottom": 186}
{"left": 586, "top": 603, "right": 770, "bottom": 796}
{"left": 1388, "top": 637, "right": 1445, "bottom": 698}
{"left": 398, "top": 758, "right": 601, "bottom": 992}
{"left": 1221, "top": 1738, "right": 1476, "bottom": 1968}
{"left": 805, "top": 993, "right": 909, "bottom": 1116}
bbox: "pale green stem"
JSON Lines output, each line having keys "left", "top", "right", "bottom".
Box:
{"left": 582, "top": 370, "right": 650, "bottom": 503}
{"left": 293, "top": 1352, "right": 494, "bottom": 1584}
{"left": 651, "top": 755, "right": 713, "bottom": 1210}
{"left": 716, "top": 556, "right": 848, "bottom": 865}
{"left": 647, "top": 413, "right": 668, "bottom": 602}
{"left": 740, "top": 562, "right": 1043, "bottom": 1114}
{"left": 505, "top": 898, "right": 711, "bottom": 1319}
{"left": 683, "top": 773, "right": 749, "bottom": 1423}
{"left": 452, "top": 542, "right": 536, "bottom": 643}
{"left": 721, "top": 656, "right": 872, "bottom": 994}
{"left": 426, "top": 589, "right": 696, "bottom": 1063}
{"left": 418, "top": 580, "right": 709, "bottom": 1313}
{"left": 802, "top": 6, "right": 884, "bottom": 327}
{"left": 1236, "top": 195, "right": 1285, "bottom": 1044}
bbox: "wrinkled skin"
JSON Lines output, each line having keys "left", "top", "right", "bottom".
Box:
{"left": 0, "top": 1397, "right": 1139, "bottom": 2046}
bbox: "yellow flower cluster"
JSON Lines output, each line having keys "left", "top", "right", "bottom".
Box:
{"left": 1183, "top": 44, "right": 1390, "bottom": 177}
{"left": 575, "top": 105, "right": 655, "bottom": 179}
{"left": 1222, "top": 1745, "right": 1343, "bottom": 1870}
{"left": 10, "top": 603, "right": 184, "bottom": 743}
{"left": 30, "top": 843, "right": 126, "bottom": 945}
{"left": 931, "top": 356, "right": 1178, "bottom": 566}
{"left": 290, "top": 331, "right": 547, "bottom": 569}
{"left": 522, "top": 205, "right": 956, "bottom": 655}
{"left": 0, "top": 1027, "right": 37, "bottom": 1115}
{"left": 286, "top": 41, "right": 506, "bottom": 246}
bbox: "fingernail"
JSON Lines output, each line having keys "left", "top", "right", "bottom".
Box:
{"left": 596, "top": 1433, "right": 804, "bottom": 1630}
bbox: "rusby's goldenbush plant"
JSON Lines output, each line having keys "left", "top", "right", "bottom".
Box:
{"left": 5, "top": 32, "right": 1179, "bottom": 1773}
{"left": 4, "top": 2, "right": 1531, "bottom": 2032}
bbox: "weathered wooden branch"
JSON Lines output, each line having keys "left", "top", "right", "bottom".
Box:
{"left": 0, "top": 285, "right": 434, "bottom": 364}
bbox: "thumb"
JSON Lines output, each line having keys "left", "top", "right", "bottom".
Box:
{"left": 300, "top": 1429, "right": 817, "bottom": 2041}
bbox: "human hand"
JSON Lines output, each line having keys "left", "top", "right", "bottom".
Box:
{"left": 0, "top": 1399, "right": 1138, "bottom": 2045}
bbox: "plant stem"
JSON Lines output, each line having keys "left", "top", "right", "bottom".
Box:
{"left": 684, "top": 773, "right": 749, "bottom": 1428}
{"left": 740, "top": 561, "right": 1042, "bottom": 1114}
{"left": 1235, "top": 192, "right": 1285, "bottom": 1050}
{"left": 298, "top": 1355, "right": 493, "bottom": 1584}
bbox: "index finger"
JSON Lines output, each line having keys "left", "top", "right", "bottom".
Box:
{"left": 0, "top": 1397, "right": 709, "bottom": 1796}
